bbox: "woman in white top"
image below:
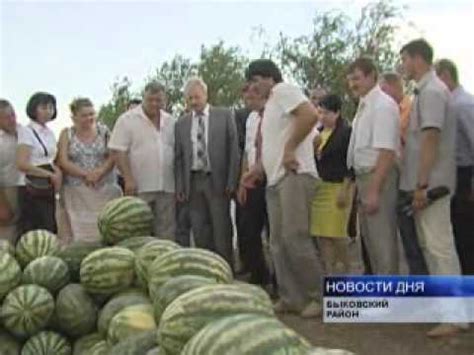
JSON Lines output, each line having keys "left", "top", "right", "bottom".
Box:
{"left": 16, "top": 92, "right": 62, "bottom": 234}
{"left": 57, "top": 98, "right": 121, "bottom": 243}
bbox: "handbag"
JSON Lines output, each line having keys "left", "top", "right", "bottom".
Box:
{"left": 24, "top": 127, "right": 55, "bottom": 198}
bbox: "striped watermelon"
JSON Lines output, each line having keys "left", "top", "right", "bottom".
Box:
{"left": 98, "top": 197, "right": 154, "bottom": 245}
{"left": 0, "top": 239, "right": 15, "bottom": 255}
{"left": 181, "top": 313, "right": 311, "bottom": 355}
{"left": 15, "top": 230, "right": 60, "bottom": 268}
{"left": 73, "top": 333, "right": 104, "bottom": 355}
{"left": 148, "top": 248, "right": 232, "bottom": 299}
{"left": 0, "top": 328, "right": 22, "bottom": 355}
{"left": 21, "top": 331, "right": 71, "bottom": 355}
{"left": 58, "top": 241, "right": 103, "bottom": 282}
{"left": 87, "top": 340, "right": 110, "bottom": 355}
{"left": 135, "top": 240, "right": 180, "bottom": 287}
{"left": 0, "top": 251, "right": 22, "bottom": 300}
{"left": 80, "top": 247, "right": 135, "bottom": 295}
{"left": 97, "top": 288, "right": 150, "bottom": 336}
{"left": 1, "top": 285, "right": 54, "bottom": 338}
{"left": 22, "top": 256, "right": 70, "bottom": 294}
{"left": 157, "top": 284, "right": 274, "bottom": 355}
{"left": 109, "top": 330, "right": 157, "bottom": 355}
{"left": 107, "top": 304, "right": 156, "bottom": 345}
{"left": 153, "top": 275, "right": 217, "bottom": 323}
{"left": 117, "top": 236, "right": 157, "bottom": 253}
{"left": 54, "top": 284, "right": 98, "bottom": 337}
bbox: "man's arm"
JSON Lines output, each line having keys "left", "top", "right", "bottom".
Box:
{"left": 283, "top": 102, "right": 319, "bottom": 171}
{"left": 0, "top": 189, "right": 13, "bottom": 224}
{"left": 174, "top": 120, "right": 185, "bottom": 201}
{"left": 226, "top": 110, "right": 241, "bottom": 193}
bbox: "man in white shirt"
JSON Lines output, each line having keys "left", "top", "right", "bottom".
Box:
{"left": 244, "top": 59, "right": 323, "bottom": 318}
{"left": 346, "top": 57, "right": 400, "bottom": 275}
{"left": 109, "top": 82, "right": 176, "bottom": 239}
{"left": 0, "top": 100, "right": 24, "bottom": 243}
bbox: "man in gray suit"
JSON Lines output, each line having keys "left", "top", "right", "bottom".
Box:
{"left": 175, "top": 77, "right": 240, "bottom": 265}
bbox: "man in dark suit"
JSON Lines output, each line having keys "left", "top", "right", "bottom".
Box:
{"left": 175, "top": 78, "right": 240, "bottom": 265}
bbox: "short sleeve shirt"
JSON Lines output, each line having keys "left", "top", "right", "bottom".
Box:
{"left": 17, "top": 121, "right": 57, "bottom": 166}
{"left": 0, "top": 126, "right": 24, "bottom": 187}
{"left": 108, "top": 106, "right": 176, "bottom": 193}
{"left": 346, "top": 85, "right": 400, "bottom": 172}
{"left": 399, "top": 70, "right": 456, "bottom": 192}
{"left": 262, "top": 83, "right": 319, "bottom": 186}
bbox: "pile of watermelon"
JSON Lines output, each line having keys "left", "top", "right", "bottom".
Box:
{"left": 0, "top": 196, "right": 350, "bottom": 355}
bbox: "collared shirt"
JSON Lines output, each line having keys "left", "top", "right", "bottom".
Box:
{"left": 17, "top": 120, "right": 57, "bottom": 166}
{"left": 244, "top": 110, "right": 261, "bottom": 167}
{"left": 0, "top": 125, "right": 24, "bottom": 187}
{"left": 451, "top": 86, "right": 474, "bottom": 167}
{"left": 262, "top": 83, "right": 319, "bottom": 187}
{"left": 400, "top": 70, "right": 456, "bottom": 192}
{"left": 191, "top": 104, "right": 211, "bottom": 171}
{"left": 109, "top": 105, "right": 176, "bottom": 193}
{"left": 399, "top": 95, "right": 412, "bottom": 145}
{"left": 347, "top": 85, "right": 400, "bottom": 172}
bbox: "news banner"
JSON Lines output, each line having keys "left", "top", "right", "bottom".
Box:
{"left": 323, "top": 276, "right": 474, "bottom": 323}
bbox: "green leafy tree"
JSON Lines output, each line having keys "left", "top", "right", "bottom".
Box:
{"left": 97, "top": 77, "right": 135, "bottom": 129}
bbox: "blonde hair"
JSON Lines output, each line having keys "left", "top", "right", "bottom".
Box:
{"left": 70, "top": 97, "right": 93, "bottom": 115}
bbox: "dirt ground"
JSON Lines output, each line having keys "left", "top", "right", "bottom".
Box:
{"left": 281, "top": 315, "right": 474, "bottom": 355}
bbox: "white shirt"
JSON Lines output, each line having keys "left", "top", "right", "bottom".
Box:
{"left": 244, "top": 110, "right": 261, "bottom": 167}
{"left": 108, "top": 105, "right": 176, "bottom": 193}
{"left": 17, "top": 121, "right": 57, "bottom": 166}
{"left": 347, "top": 85, "right": 400, "bottom": 172}
{"left": 191, "top": 104, "right": 211, "bottom": 171}
{"left": 262, "top": 83, "right": 319, "bottom": 186}
{"left": 0, "top": 125, "right": 24, "bottom": 187}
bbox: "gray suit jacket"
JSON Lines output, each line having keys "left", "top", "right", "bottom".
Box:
{"left": 175, "top": 106, "right": 240, "bottom": 198}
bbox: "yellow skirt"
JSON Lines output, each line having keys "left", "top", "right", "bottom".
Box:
{"left": 311, "top": 180, "right": 353, "bottom": 238}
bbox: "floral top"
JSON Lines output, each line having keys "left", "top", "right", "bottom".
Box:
{"left": 64, "top": 123, "right": 116, "bottom": 187}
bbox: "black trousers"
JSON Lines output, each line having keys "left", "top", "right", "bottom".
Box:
{"left": 236, "top": 185, "right": 270, "bottom": 285}
{"left": 451, "top": 166, "right": 474, "bottom": 275}
{"left": 175, "top": 200, "right": 191, "bottom": 247}
{"left": 19, "top": 187, "right": 57, "bottom": 235}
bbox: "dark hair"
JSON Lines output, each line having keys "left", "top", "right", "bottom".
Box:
{"left": 381, "top": 72, "right": 402, "bottom": 84}
{"left": 0, "top": 99, "right": 13, "bottom": 112}
{"left": 144, "top": 81, "right": 165, "bottom": 94}
{"left": 70, "top": 97, "right": 93, "bottom": 115}
{"left": 26, "top": 92, "right": 57, "bottom": 121}
{"left": 245, "top": 59, "right": 283, "bottom": 83}
{"left": 127, "top": 99, "right": 142, "bottom": 109}
{"left": 318, "top": 94, "right": 342, "bottom": 114}
{"left": 435, "top": 59, "right": 459, "bottom": 85}
{"left": 347, "top": 57, "right": 378, "bottom": 80}
{"left": 400, "top": 39, "right": 434, "bottom": 65}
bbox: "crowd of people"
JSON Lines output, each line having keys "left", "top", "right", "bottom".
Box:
{"left": 1, "top": 38, "right": 473, "bottom": 338}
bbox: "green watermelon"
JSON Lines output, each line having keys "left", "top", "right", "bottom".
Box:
{"left": 98, "top": 196, "right": 154, "bottom": 245}
{"left": 73, "top": 333, "right": 104, "bottom": 355}
{"left": 80, "top": 247, "right": 135, "bottom": 295}
{"left": 88, "top": 340, "right": 110, "bottom": 355}
{"left": 57, "top": 241, "right": 103, "bottom": 282}
{"left": 181, "top": 313, "right": 311, "bottom": 355}
{"left": 15, "top": 230, "right": 60, "bottom": 268}
{"left": 157, "top": 284, "right": 274, "bottom": 355}
{"left": 0, "top": 239, "right": 15, "bottom": 255}
{"left": 148, "top": 248, "right": 232, "bottom": 299}
{"left": 117, "top": 236, "right": 157, "bottom": 253}
{"left": 135, "top": 240, "right": 180, "bottom": 287}
{"left": 21, "top": 256, "right": 70, "bottom": 294}
{"left": 54, "top": 284, "right": 97, "bottom": 337}
{"left": 1, "top": 285, "right": 54, "bottom": 338}
{"left": 146, "top": 348, "right": 161, "bottom": 355}
{"left": 0, "top": 328, "right": 22, "bottom": 355}
{"left": 97, "top": 288, "right": 150, "bottom": 336}
{"left": 21, "top": 331, "right": 71, "bottom": 355}
{"left": 107, "top": 304, "right": 156, "bottom": 345}
{"left": 109, "top": 330, "right": 157, "bottom": 355}
{"left": 0, "top": 251, "right": 22, "bottom": 300}
{"left": 153, "top": 275, "right": 217, "bottom": 323}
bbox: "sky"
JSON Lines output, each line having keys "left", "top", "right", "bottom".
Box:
{"left": 1, "top": 0, "right": 473, "bottom": 135}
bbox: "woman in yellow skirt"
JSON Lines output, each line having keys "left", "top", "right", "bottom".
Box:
{"left": 311, "top": 94, "right": 354, "bottom": 275}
